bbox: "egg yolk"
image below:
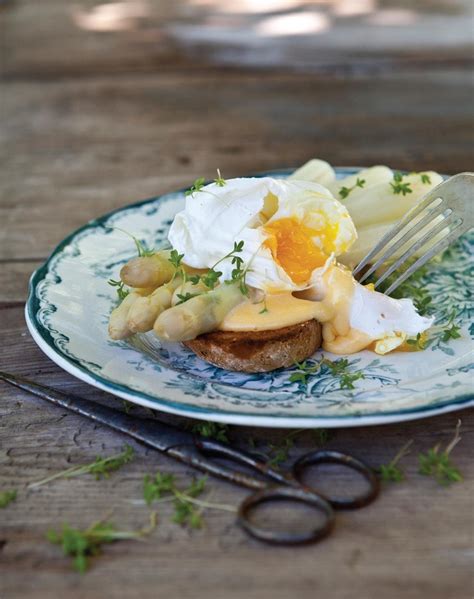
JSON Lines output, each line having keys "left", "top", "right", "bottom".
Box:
{"left": 264, "top": 217, "right": 337, "bottom": 284}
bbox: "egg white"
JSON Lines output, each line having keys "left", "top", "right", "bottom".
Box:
{"left": 168, "top": 177, "right": 356, "bottom": 292}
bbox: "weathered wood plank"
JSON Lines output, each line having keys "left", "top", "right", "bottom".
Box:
{"left": 2, "top": 71, "right": 473, "bottom": 260}
{"left": 0, "top": 261, "right": 41, "bottom": 304}
{"left": 1, "top": 0, "right": 473, "bottom": 79}
{"left": 1, "top": 306, "right": 473, "bottom": 599}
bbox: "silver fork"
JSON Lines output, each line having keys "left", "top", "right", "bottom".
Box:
{"left": 353, "top": 172, "right": 474, "bottom": 295}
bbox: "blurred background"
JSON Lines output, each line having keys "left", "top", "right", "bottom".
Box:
{"left": 0, "top": 0, "right": 473, "bottom": 261}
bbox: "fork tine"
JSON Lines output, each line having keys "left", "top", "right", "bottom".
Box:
{"left": 373, "top": 213, "right": 457, "bottom": 289}
{"left": 384, "top": 219, "right": 470, "bottom": 296}
{"left": 353, "top": 185, "right": 443, "bottom": 277}
{"left": 357, "top": 202, "right": 447, "bottom": 284}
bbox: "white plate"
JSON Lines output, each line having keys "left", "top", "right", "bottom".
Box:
{"left": 26, "top": 168, "right": 474, "bottom": 427}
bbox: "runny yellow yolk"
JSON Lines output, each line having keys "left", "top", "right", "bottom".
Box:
{"left": 263, "top": 217, "right": 337, "bottom": 284}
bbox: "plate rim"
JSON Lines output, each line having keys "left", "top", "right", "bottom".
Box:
{"left": 25, "top": 167, "right": 474, "bottom": 428}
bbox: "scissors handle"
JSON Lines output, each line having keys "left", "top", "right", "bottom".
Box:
{"left": 238, "top": 486, "right": 335, "bottom": 545}
{"left": 292, "top": 450, "right": 380, "bottom": 509}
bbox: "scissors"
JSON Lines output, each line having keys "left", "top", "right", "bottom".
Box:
{"left": 0, "top": 371, "right": 379, "bottom": 545}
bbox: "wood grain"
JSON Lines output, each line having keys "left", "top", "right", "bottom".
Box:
{"left": 1, "top": 307, "right": 473, "bottom": 599}
{"left": 1, "top": 4, "right": 473, "bottom": 595}
{"left": 2, "top": 71, "right": 473, "bottom": 260}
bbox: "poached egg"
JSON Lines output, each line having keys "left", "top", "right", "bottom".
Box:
{"left": 168, "top": 177, "right": 433, "bottom": 354}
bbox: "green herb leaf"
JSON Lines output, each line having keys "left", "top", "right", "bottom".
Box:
{"left": 418, "top": 420, "right": 463, "bottom": 486}
{"left": 201, "top": 269, "right": 222, "bottom": 289}
{"left": 339, "top": 371, "right": 365, "bottom": 390}
{"left": 338, "top": 178, "right": 366, "bottom": 200}
{"left": 169, "top": 249, "right": 184, "bottom": 269}
{"left": 30, "top": 445, "right": 135, "bottom": 488}
{"left": 108, "top": 279, "right": 130, "bottom": 302}
{"left": 390, "top": 172, "right": 412, "bottom": 196}
{"left": 406, "top": 332, "right": 428, "bottom": 351}
{"left": 143, "top": 472, "right": 176, "bottom": 505}
{"left": 0, "top": 489, "right": 17, "bottom": 508}
{"left": 190, "top": 421, "right": 229, "bottom": 443}
{"left": 47, "top": 513, "right": 157, "bottom": 573}
{"left": 213, "top": 168, "right": 226, "bottom": 187}
{"left": 267, "top": 437, "right": 294, "bottom": 467}
{"left": 420, "top": 173, "right": 431, "bottom": 184}
{"left": 377, "top": 440, "right": 413, "bottom": 483}
{"left": 441, "top": 323, "right": 461, "bottom": 343}
{"left": 175, "top": 292, "right": 201, "bottom": 305}
{"left": 185, "top": 177, "right": 206, "bottom": 197}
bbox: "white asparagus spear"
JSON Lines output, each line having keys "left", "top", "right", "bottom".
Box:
{"left": 289, "top": 159, "right": 336, "bottom": 188}
{"left": 340, "top": 215, "right": 447, "bottom": 268}
{"left": 127, "top": 276, "right": 184, "bottom": 334}
{"left": 109, "top": 291, "right": 145, "bottom": 340}
{"left": 344, "top": 172, "right": 443, "bottom": 229}
{"left": 171, "top": 279, "right": 209, "bottom": 306}
{"left": 154, "top": 283, "right": 245, "bottom": 342}
{"left": 120, "top": 250, "right": 175, "bottom": 289}
{"left": 327, "top": 166, "right": 393, "bottom": 198}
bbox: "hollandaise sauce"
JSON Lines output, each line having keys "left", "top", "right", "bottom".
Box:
{"left": 220, "top": 263, "right": 373, "bottom": 355}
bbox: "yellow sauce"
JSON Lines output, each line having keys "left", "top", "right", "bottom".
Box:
{"left": 219, "top": 263, "right": 373, "bottom": 355}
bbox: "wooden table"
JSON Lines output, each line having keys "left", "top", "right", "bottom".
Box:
{"left": 1, "top": 2, "right": 473, "bottom": 597}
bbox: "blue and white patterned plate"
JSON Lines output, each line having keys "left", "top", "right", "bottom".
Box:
{"left": 25, "top": 168, "right": 474, "bottom": 427}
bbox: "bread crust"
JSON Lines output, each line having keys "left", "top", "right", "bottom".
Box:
{"left": 183, "top": 319, "right": 322, "bottom": 373}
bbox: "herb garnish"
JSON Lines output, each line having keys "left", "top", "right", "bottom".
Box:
{"left": 289, "top": 360, "right": 321, "bottom": 385}
{"left": 323, "top": 358, "right": 366, "bottom": 389}
{"left": 190, "top": 421, "right": 230, "bottom": 443}
{"left": 406, "top": 332, "right": 428, "bottom": 351}
{"left": 289, "top": 357, "right": 365, "bottom": 390}
{"left": 378, "top": 440, "right": 413, "bottom": 483}
{"left": 440, "top": 311, "right": 462, "bottom": 342}
{"left": 189, "top": 240, "right": 248, "bottom": 295}
{"left": 185, "top": 177, "right": 206, "bottom": 197}
{"left": 143, "top": 473, "right": 235, "bottom": 529}
{"left": 259, "top": 297, "right": 269, "bottom": 314}
{"left": 0, "top": 489, "right": 17, "bottom": 508}
{"left": 213, "top": 168, "right": 226, "bottom": 187}
{"left": 110, "top": 227, "right": 155, "bottom": 257}
{"left": 29, "top": 445, "right": 135, "bottom": 488}
{"left": 108, "top": 278, "right": 130, "bottom": 301}
{"left": 169, "top": 249, "right": 184, "bottom": 270}
{"left": 175, "top": 292, "right": 202, "bottom": 305}
{"left": 47, "top": 513, "right": 157, "bottom": 573}
{"left": 339, "top": 178, "right": 366, "bottom": 200}
{"left": 419, "top": 420, "right": 463, "bottom": 485}
{"left": 420, "top": 173, "right": 431, "bottom": 184}
{"left": 390, "top": 172, "right": 412, "bottom": 196}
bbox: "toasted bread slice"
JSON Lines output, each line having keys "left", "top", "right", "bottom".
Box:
{"left": 184, "top": 319, "right": 322, "bottom": 373}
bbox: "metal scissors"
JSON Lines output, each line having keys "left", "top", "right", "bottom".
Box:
{"left": 0, "top": 371, "right": 379, "bottom": 545}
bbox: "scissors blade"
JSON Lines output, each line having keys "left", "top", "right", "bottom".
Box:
{"left": 0, "top": 371, "right": 303, "bottom": 492}
{"left": 0, "top": 370, "right": 192, "bottom": 451}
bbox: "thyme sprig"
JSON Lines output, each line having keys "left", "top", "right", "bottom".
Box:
{"left": 0, "top": 489, "right": 17, "bottom": 508}
{"left": 143, "top": 473, "right": 235, "bottom": 529}
{"left": 339, "top": 177, "right": 365, "bottom": 199}
{"left": 189, "top": 421, "right": 230, "bottom": 443}
{"left": 185, "top": 177, "right": 206, "bottom": 197}
{"left": 390, "top": 171, "right": 412, "bottom": 196}
{"left": 29, "top": 445, "right": 135, "bottom": 489}
{"left": 108, "top": 278, "right": 130, "bottom": 301}
{"left": 213, "top": 168, "right": 226, "bottom": 187}
{"left": 290, "top": 358, "right": 365, "bottom": 390}
{"left": 47, "top": 512, "right": 157, "bottom": 573}
{"left": 378, "top": 440, "right": 413, "bottom": 483}
{"left": 110, "top": 227, "right": 155, "bottom": 257}
{"left": 419, "top": 420, "right": 463, "bottom": 485}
